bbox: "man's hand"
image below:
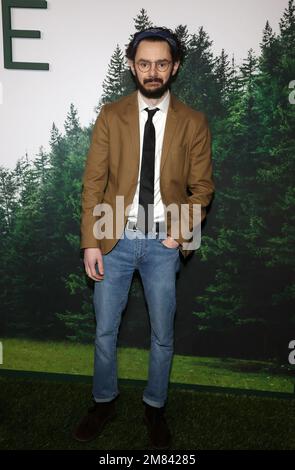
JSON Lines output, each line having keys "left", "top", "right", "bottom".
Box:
{"left": 84, "top": 248, "right": 104, "bottom": 281}
{"left": 161, "top": 236, "right": 180, "bottom": 249}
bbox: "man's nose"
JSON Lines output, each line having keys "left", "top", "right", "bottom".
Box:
{"left": 150, "top": 62, "right": 158, "bottom": 73}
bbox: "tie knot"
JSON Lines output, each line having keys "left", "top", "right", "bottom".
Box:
{"left": 145, "top": 107, "right": 159, "bottom": 120}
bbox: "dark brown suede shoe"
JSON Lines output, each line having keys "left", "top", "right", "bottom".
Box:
{"left": 143, "top": 403, "right": 172, "bottom": 449}
{"left": 73, "top": 399, "right": 117, "bottom": 442}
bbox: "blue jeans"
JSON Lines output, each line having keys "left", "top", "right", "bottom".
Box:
{"left": 92, "top": 225, "right": 181, "bottom": 408}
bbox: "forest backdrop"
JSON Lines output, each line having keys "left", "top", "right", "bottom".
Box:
{"left": 0, "top": 3, "right": 294, "bottom": 364}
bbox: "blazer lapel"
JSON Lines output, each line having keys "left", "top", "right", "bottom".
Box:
{"left": 160, "top": 93, "right": 178, "bottom": 172}
{"left": 124, "top": 90, "right": 179, "bottom": 173}
{"left": 125, "top": 91, "right": 140, "bottom": 177}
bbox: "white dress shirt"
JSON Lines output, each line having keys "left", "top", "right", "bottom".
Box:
{"left": 127, "top": 89, "right": 170, "bottom": 224}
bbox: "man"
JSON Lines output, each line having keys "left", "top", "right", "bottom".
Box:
{"left": 73, "top": 27, "right": 215, "bottom": 449}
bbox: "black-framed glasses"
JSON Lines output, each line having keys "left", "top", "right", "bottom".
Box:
{"left": 136, "top": 60, "right": 172, "bottom": 73}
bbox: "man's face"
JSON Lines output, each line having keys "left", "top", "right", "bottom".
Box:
{"left": 129, "top": 40, "right": 180, "bottom": 99}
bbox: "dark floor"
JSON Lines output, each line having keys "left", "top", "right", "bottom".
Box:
{"left": 0, "top": 376, "right": 294, "bottom": 450}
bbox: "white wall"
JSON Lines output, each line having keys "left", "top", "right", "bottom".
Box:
{"left": 0, "top": 0, "right": 287, "bottom": 168}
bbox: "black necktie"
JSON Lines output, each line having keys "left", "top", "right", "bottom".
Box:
{"left": 137, "top": 107, "right": 159, "bottom": 234}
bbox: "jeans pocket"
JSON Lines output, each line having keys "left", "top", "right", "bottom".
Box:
{"left": 158, "top": 238, "right": 179, "bottom": 250}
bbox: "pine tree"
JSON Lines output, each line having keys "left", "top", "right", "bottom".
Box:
{"left": 239, "top": 48, "right": 258, "bottom": 91}
{"left": 193, "top": 3, "right": 295, "bottom": 360}
{"left": 174, "top": 24, "right": 189, "bottom": 50}
{"left": 0, "top": 166, "right": 17, "bottom": 233}
{"left": 279, "top": 0, "right": 295, "bottom": 45}
{"left": 259, "top": 21, "right": 280, "bottom": 75}
{"left": 50, "top": 122, "right": 62, "bottom": 150}
{"left": 174, "top": 26, "right": 220, "bottom": 119}
{"left": 64, "top": 103, "right": 80, "bottom": 137}
{"left": 133, "top": 8, "right": 153, "bottom": 31}
{"left": 34, "top": 146, "right": 50, "bottom": 185}
{"left": 214, "top": 48, "right": 234, "bottom": 109}
{"left": 260, "top": 20, "right": 276, "bottom": 51}
{"left": 96, "top": 44, "right": 125, "bottom": 110}
{"left": 125, "top": 8, "right": 153, "bottom": 46}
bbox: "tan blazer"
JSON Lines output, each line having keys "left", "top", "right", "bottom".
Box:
{"left": 80, "top": 90, "right": 215, "bottom": 259}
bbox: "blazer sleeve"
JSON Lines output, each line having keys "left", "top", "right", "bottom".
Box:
{"left": 177, "top": 111, "right": 215, "bottom": 247}
{"left": 80, "top": 105, "right": 109, "bottom": 249}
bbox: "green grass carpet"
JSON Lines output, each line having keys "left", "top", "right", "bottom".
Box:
{"left": 0, "top": 376, "right": 294, "bottom": 450}
{"left": 1, "top": 338, "right": 294, "bottom": 392}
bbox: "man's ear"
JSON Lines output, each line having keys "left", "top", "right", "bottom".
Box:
{"left": 172, "top": 60, "right": 180, "bottom": 76}
{"left": 127, "top": 59, "right": 135, "bottom": 75}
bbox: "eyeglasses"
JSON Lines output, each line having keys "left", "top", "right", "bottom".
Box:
{"left": 135, "top": 60, "right": 172, "bottom": 73}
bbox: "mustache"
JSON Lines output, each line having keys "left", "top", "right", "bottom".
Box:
{"left": 143, "top": 78, "right": 163, "bottom": 84}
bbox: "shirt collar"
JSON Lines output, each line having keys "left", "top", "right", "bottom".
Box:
{"left": 137, "top": 89, "right": 170, "bottom": 114}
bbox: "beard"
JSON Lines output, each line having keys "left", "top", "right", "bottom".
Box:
{"left": 133, "top": 70, "right": 174, "bottom": 99}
